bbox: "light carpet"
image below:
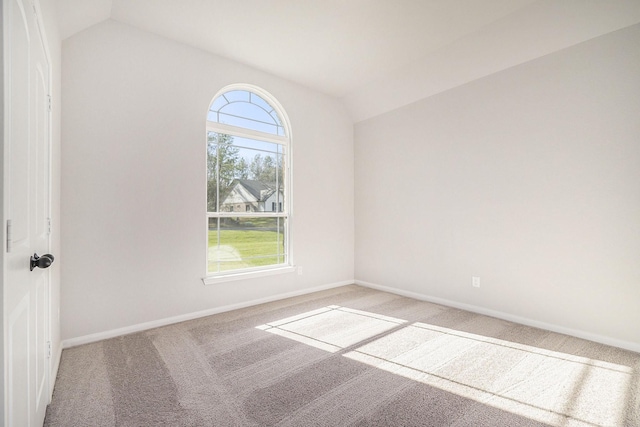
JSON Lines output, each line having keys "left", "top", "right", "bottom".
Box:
{"left": 45, "top": 285, "right": 640, "bottom": 426}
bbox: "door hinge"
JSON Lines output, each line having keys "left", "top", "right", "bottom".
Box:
{"left": 47, "top": 218, "right": 52, "bottom": 235}
{"left": 47, "top": 95, "right": 52, "bottom": 112}
{"left": 6, "top": 219, "right": 12, "bottom": 253}
{"left": 46, "top": 341, "right": 52, "bottom": 359}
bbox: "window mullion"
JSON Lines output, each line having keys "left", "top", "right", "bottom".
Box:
{"left": 207, "top": 121, "right": 287, "bottom": 145}
{"left": 216, "top": 217, "right": 221, "bottom": 273}
{"left": 208, "top": 212, "right": 287, "bottom": 218}
{"left": 215, "top": 134, "right": 220, "bottom": 213}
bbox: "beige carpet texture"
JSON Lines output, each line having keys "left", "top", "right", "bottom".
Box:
{"left": 45, "top": 285, "right": 640, "bottom": 426}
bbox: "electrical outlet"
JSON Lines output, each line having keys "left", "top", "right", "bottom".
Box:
{"left": 297, "top": 266, "right": 303, "bottom": 276}
{"left": 472, "top": 277, "right": 480, "bottom": 288}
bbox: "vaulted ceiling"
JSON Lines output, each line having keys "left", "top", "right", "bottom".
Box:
{"left": 56, "top": 0, "right": 640, "bottom": 121}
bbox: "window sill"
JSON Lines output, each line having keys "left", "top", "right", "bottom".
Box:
{"left": 202, "top": 265, "right": 296, "bottom": 285}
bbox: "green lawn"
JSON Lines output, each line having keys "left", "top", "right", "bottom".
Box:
{"left": 208, "top": 229, "right": 285, "bottom": 273}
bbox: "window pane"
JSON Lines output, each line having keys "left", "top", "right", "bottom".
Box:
{"left": 222, "top": 103, "right": 274, "bottom": 125}
{"left": 207, "top": 131, "right": 237, "bottom": 212}
{"left": 208, "top": 132, "right": 285, "bottom": 214}
{"left": 208, "top": 90, "right": 285, "bottom": 136}
{"left": 208, "top": 96, "right": 228, "bottom": 116}
{"left": 250, "top": 92, "right": 277, "bottom": 118}
{"left": 222, "top": 90, "right": 250, "bottom": 103}
{"left": 208, "top": 217, "right": 286, "bottom": 273}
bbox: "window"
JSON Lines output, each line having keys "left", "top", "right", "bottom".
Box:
{"left": 206, "top": 85, "right": 291, "bottom": 278}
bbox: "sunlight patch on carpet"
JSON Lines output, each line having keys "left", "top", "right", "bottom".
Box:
{"left": 257, "top": 306, "right": 633, "bottom": 427}
{"left": 256, "top": 305, "right": 406, "bottom": 352}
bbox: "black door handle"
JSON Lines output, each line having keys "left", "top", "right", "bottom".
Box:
{"left": 30, "top": 253, "right": 55, "bottom": 271}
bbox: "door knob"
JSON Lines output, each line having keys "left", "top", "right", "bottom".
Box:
{"left": 30, "top": 253, "right": 55, "bottom": 271}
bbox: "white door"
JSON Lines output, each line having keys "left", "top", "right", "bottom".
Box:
{"left": 5, "top": 0, "right": 52, "bottom": 426}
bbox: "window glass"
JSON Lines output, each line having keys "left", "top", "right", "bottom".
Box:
{"left": 207, "top": 217, "right": 286, "bottom": 274}
{"left": 208, "top": 90, "right": 285, "bottom": 136}
{"left": 207, "top": 87, "right": 290, "bottom": 276}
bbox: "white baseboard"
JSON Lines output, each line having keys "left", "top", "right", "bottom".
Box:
{"left": 62, "top": 280, "right": 354, "bottom": 349}
{"left": 355, "top": 279, "right": 640, "bottom": 354}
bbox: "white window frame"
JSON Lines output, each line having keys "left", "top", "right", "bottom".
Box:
{"left": 203, "top": 84, "right": 294, "bottom": 284}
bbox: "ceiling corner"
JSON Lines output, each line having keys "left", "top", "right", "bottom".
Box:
{"left": 57, "top": 0, "right": 113, "bottom": 40}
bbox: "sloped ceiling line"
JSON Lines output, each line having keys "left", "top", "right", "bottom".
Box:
{"left": 56, "top": 0, "right": 640, "bottom": 122}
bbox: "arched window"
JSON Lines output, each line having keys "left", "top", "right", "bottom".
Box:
{"left": 205, "top": 85, "right": 291, "bottom": 279}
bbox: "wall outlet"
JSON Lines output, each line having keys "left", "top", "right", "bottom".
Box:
{"left": 472, "top": 276, "right": 480, "bottom": 288}
{"left": 297, "top": 266, "right": 303, "bottom": 276}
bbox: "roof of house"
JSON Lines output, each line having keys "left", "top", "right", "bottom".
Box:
{"left": 233, "top": 179, "right": 278, "bottom": 202}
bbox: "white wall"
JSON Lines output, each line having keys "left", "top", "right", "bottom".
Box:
{"left": 61, "top": 20, "right": 354, "bottom": 341}
{"left": 355, "top": 24, "right": 640, "bottom": 347}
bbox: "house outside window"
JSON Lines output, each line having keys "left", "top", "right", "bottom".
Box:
{"left": 206, "top": 85, "right": 291, "bottom": 278}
